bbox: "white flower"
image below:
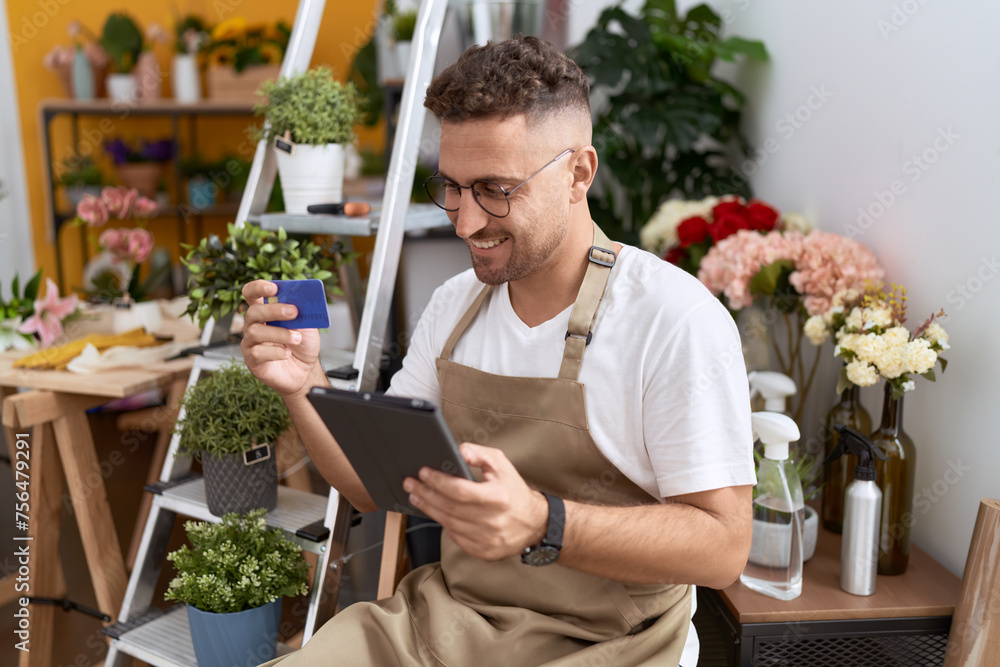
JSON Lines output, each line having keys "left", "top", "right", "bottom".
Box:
{"left": 882, "top": 326, "right": 910, "bottom": 348}
{"left": 862, "top": 306, "right": 893, "bottom": 329}
{"left": 822, "top": 305, "right": 843, "bottom": 326}
{"left": 846, "top": 359, "right": 878, "bottom": 386}
{"left": 781, "top": 212, "right": 814, "bottom": 233}
{"left": 832, "top": 289, "right": 860, "bottom": 309}
{"left": 845, "top": 307, "right": 863, "bottom": 331}
{"left": 924, "top": 322, "right": 950, "bottom": 350}
{"left": 0, "top": 319, "right": 35, "bottom": 352}
{"left": 901, "top": 380, "right": 916, "bottom": 392}
{"left": 876, "top": 344, "right": 906, "bottom": 379}
{"left": 903, "top": 338, "right": 938, "bottom": 375}
{"left": 852, "top": 332, "right": 887, "bottom": 365}
{"left": 804, "top": 315, "right": 829, "bottom": 345}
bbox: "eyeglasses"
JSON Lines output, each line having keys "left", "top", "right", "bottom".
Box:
{"left": 423, "top": 148, "right": 576, "bottom": 218}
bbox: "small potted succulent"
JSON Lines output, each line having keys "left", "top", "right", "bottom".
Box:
{"left": 99, "top": 12, "right": 143, "bottom": 101}
{"left": 251, "top": 67, "right": 363, "bottom": 214}
{"left": 173, "top": 361, "right": 290, "bottom": 516}
{"left": 180, "top": 222, "right": 342, "bottom": 330}
{"left": 165, "top": 509, "right": 309, "bottom": 666}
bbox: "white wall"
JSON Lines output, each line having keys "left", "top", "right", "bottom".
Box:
{"left": 567, "top": 0, "right": 998, "bottom": 576}
{"left": 0, "top": 0, "right": 37, "bottom": 284}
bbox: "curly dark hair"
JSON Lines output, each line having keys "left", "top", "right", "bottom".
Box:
{"left": 424, "top": 35, "right": 590, "bottom": 124}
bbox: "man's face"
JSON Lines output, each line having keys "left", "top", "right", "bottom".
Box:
{"left": 438, "top": 116, "right": 572, "bottom": 286}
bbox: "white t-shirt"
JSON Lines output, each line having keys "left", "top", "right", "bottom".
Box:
{"left": 387, "top": 244, "right": 757, "bottom": 666}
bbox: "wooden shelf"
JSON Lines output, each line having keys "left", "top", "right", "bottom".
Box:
{"left": 39, "top": 98, "right": 256, "bottom": 116}
{"left": 718, "top": 526, "right": 962, "bottom": 624}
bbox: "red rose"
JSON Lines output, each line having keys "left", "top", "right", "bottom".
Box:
{"left": 677, "top": 216, "right": 709, "bottom": 248}
{"left": 708, "top": 212, "right": 749, "bottom": 242}
{"left": 747, "top": 200, "right": 779, "bottom": 231}
{"left": 712, "top": 200, "right": 748, "bottom": 221}
{"left": 664, "top": 246, "right": 687, "bottom": 265}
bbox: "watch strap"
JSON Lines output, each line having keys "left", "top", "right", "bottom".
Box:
{"left": 541, "top": 492, "right": 565, "bottom": 549}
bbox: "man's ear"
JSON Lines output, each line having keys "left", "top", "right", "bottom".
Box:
{"left": 569, "top": 145, "right": 598, "bottom": 204}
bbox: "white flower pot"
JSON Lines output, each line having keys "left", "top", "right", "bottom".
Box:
{"left": 171, "top": 54, "right": 201, "bottom": 103}
{"left": 748, "top": 505, "right": 818, "bottom": 568}
{"left": 106, "top": 73, "right": 137, "bottom": 103}
{"left": 274, "top": 143, "right": 345, "bottom": 215}
{"left": 395, "top": 41, "right": 412, "bottom": 77}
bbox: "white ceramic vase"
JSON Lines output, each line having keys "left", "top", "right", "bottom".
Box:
{"left": 274, "top": 143, "right": 345, "bottom": 215}
{"left": 171, "top": 54, "right": 201, "bottom": 103}
{"left": 106, "top": 73, "right": 138, "bottom": 103}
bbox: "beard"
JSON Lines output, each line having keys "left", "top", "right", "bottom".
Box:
{"left": 468, "top": 215, "right": 568, "bottom": 286}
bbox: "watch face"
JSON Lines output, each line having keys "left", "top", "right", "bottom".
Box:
{"left": 521, "top": 545, "right": 560, "bottom": 566}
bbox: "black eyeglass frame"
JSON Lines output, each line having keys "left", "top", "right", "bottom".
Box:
{"left": 423, "top": 148, "right": 576, "bottom": 218}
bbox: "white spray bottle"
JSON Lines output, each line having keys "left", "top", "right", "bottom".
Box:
{"left": 748, "top": 371, "right": 797, "bottom": 414}
{"left": 741, "top": 411, "right": 805, "bottom": 601}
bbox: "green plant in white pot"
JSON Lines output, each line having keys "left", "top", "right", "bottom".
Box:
{"left": 174, "top": 361, "right": 290, "bottom": 516}
{"left": 165, "top": 510, "right": 309, "bottom": 666}
{"left": 252, "top": 67, "right": 363, "bottom": 214}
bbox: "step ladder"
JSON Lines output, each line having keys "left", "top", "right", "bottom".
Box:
{"left": 103, "top": 0, "right": 451, "bottom": 663}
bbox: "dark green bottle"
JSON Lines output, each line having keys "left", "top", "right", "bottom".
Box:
{"left": 871, "top": 382, "right": 917, "bottom": 575}
{"left": 821, "top": 383, "right": 871, "bottom": 533}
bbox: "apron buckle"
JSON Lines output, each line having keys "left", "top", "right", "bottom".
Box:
{"left": 588, "top": 245, "right": 616, "bottom": 267}
{"left": 565, "top": 330, "right": 593, "bottom": 345}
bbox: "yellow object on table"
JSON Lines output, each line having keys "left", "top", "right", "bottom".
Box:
{"left": 12, "top": 327, "right": 161, "bottom": 370}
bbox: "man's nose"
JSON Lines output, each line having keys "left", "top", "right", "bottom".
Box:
{"left": 451, "top": 189, "right": 490, "bottom": 239}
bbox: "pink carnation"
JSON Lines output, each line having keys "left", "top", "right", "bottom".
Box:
{"left": 126, "top": 229, "right": 154, "bottom": 264}
{"left": 101, "top": 186, "right": 127, "bottom": 218}
{"left": 119, "top": 188, "right": 139, "bottom": 220}
{"left": 132, "top": 196, "right": 159, "bottom": 218}
{"left": 98, "top": 228, "right": 125, "bottom": 253}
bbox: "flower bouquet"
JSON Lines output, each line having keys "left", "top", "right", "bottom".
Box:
{"left": 202, "top": 17, "right": 290, "bottom": 100}
{"left": 640, "top": 195, "right": 814, "bottom": 276}
{"left": 43, "top": 22, "right": 110, "bottom": 99}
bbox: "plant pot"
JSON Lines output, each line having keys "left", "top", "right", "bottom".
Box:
{"left": 748, "top": 505, "right": 818, "bottom": 568}
{"left": 187, "top": 177, "right": 217, "bottom": 209}
{"left": 172, "top": 54, "right": 201, "bottom": 103}
{"left": 106, "top": 73, "right": 138, "bottom": 103}
{"left": 205, "top": 64, "right": 280, "bottom": 101}
{"left": 395, "top": 40, "right": 412, "bottom": 76}
{"left": 275, "top": 143, "right": 345, "bottom": 215}
{"left": 187, "top": 598, "right": 281, "bottom": 667}
{"left": 134, "top": 51, "right": 162, "bottom": 102}
{"left": 202, "top": 445, "right": 278, "bottom": 517}
{"left": 64, "top": 185, "right": 104, "bottom": 210}
{"left": 115, "top": 163, "right": 163, "bottom": 199}
{"left": 111, "top": 299, "right": 162, "bottom": 334}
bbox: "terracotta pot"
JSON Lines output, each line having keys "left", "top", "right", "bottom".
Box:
{"left": 115, "top": 163, "right": 163, "bottom": 198}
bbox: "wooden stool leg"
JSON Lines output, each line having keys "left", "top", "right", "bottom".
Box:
{"left": 126, "top": 380, "right": 185, "bottom": 569}
{"left": 377, "top": 511, "right": 409, "bottom": 599}
{"left": 51, "top": 411, "right": 128, "bottom": 625}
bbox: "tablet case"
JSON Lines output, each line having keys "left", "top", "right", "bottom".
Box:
{"left": 306, "top": 387, "right": 474, "bottom": 517}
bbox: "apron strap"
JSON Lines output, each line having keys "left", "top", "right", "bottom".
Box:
{"left": 440, "top": 284, "right": 493, "bottom": 361}
{"left": 558, "top": 223, "right": 616, "bottom": 381}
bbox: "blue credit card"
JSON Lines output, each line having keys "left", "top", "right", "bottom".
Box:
{"left": 266, "top": 279, "right": 331, "bottom": 329}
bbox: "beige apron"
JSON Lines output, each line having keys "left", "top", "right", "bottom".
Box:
{"left": 265, "top": 224, "right": 691, "bottom": 666}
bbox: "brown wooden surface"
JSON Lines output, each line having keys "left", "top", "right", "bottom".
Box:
{"left": 0, "top": 351, "right": 192, "bottom": 398}
{"left": 944, "top": 498, "right": 1000, "bottom": 666}
{"left": 377, "top": 511, "right": 408, "bottom": 600}
{"left": 719, "top": 525, "right": 962, "bottom": 624}
{"left": 40, "top": 97, "right": 255, "bottom": 114}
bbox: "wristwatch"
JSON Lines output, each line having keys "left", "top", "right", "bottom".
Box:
{"left": 521, "top": 493, "right": 565, "bottom": 566}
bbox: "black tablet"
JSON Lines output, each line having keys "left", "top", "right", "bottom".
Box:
{"left": 306, "top": 386, "right": 474, "bottom": 516}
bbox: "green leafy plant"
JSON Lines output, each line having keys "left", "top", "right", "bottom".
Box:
{"left": 392, "top": 8, "right": 418, "bottom": 42}
{"left": 571, "top": 0, "right": 768, "bottom": 244}
{"left": 180, "top": 222, "right": 343, "bottom": 328}
{"left": 165, "top": 509, "right": 309, "bottom": 614}
{"left": 0, "top": 270, "right": 43, "bottom": 351}
{"left": 174, "top": 361, "right": 290, "bottom": 458}
{"left": 56, "top": 157, "right": 105, "bottom": 187}
{"left": 100, "top": 12, "right": 143, "bottom": 73}
{"left": 251, "top": 67, "right": 363, "bottom": 146}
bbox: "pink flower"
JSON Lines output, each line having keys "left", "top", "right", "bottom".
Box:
{"left": 118, "top": 188, "right": 139, "bottom": 220}
{"left": 131, "top": 196, "right": 159, "bottom": 218}
{"left": 18, "top": 278, "right": 78, "bottom": 348}
{"left": 76, "top": 194, "right": 109, "bottom": 227}
{"left": 126, "top": 229, "right": 154, "bottom": 264}
{"left": 101, "top": 186, "right": 127, "bottom": 218}
{"left": 98, "top": 228, "right": 125, "bottom": 253}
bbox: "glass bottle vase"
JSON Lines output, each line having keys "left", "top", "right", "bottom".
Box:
{"left": 821, "top": 382, "right": 872, "bottom": 533}
{"left": 872, "top": 382, "right": 917, "bottom": 575}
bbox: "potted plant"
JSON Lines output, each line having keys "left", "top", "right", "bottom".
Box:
{"left": 99, "top": 12, "right": 143, "bottom": 102}
{"left": 251, "top": 67, "right": 363, "bottom": 214}
{"left": 172, "top": 14, "right": 208, "bottom": 102}
{"left": 180, "top": 222, "right": 342, "bottom": 329}
{"left": 203, "top": 17, "right": 290, "bottom": 100}
{"left": 174, "top": 361, "right": 290, "bottom": 516}
{"left": 104, "top": 138, "right": 175, "bottom": 198}
{"left": 165, "top": 509, "right": 309, "bottom": 666}
{"left": 56, "top": 156, "right": 105, "bottom": 210}
{"left": 392, "top": 8, "right": 418, "bottom": 74}
{"left": 180, "top": 155, "right": 219, "bottom": 209}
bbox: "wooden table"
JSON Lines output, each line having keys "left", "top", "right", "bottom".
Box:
{"left": 0, "top": 351, "right": 192, "bottom": 667}
{"left": 700, "top": 525, "right": 962, "bottom": 666}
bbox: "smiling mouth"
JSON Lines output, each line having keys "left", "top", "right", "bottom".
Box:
{"left": 470, "top": 237, "right": 508, "bottom": 249}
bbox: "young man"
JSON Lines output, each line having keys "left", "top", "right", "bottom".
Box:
{"left": 244, "top": 35, "right": 755, "bottom": 666}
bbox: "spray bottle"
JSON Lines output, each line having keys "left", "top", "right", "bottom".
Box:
{"left": 748, "top": 371, "right": 797, "bottom": 414}
{"left": 740, "top": 412, "right": 804, "bottom": 601}
{"left": 824, "top": 423, "right": 889, "bottom": 596}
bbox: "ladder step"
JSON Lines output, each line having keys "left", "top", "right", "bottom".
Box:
{"left": 153, "top": 476, "right": 331, "bottom": 552}
{"left": 108, "top": 604, "right": 293, "bottom": 667}
{"left": 256, "top": 202, "right": 450, "bottom": 236}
